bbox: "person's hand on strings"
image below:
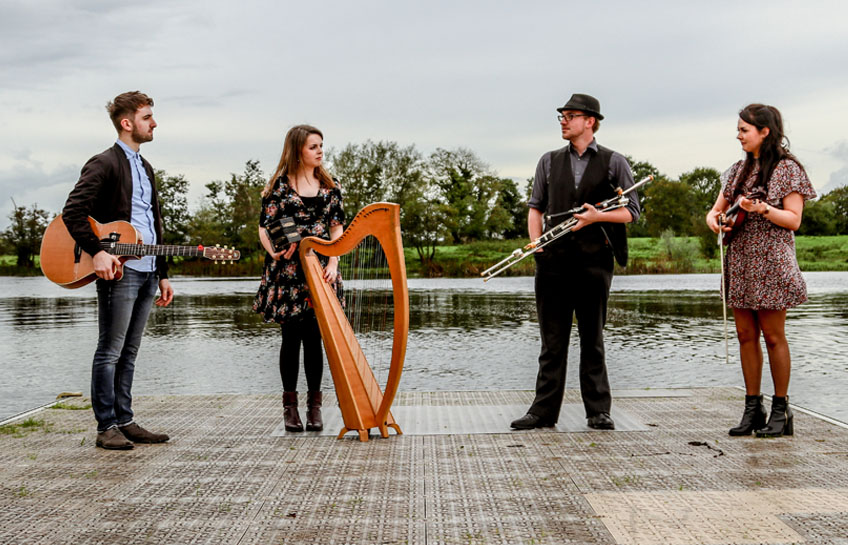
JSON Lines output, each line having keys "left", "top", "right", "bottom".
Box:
{"left": 323, "top": 257, "right": 339, "bottom": 283}
{"left": 93, "top": 250, "right": 122, "bottom": 280}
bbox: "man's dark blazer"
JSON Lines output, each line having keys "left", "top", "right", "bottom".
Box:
{"left": 62, "top": 143, "right": 169, "bottom": 278}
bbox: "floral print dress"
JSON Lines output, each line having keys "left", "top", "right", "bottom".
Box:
{"left": 720, "top": 159, "right": 817, "bottom": 310}
{"left": 253, "top": 176, "right": 345, "bottom": 324}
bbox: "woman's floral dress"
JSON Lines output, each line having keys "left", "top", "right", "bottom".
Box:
{"left": 253, "top": 176, "right": 345, "bottom": 324}
{"left": 720, "top": 158, "right": 816, "bottom": 310}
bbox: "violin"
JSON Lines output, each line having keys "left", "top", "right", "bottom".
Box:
{"left": 718, "top": 189, "right": 766, "bottom": 245}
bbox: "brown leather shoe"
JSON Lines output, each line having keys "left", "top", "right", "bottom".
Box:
{"left": 119, "top": 422, "right": 169, "bottom": 443}
{"left": 96, "top": 428, "right": 134, "bottom": 450}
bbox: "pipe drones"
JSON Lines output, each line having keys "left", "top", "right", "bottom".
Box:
{"left": 481, "top": 175, "right": 653, "bottom": 282}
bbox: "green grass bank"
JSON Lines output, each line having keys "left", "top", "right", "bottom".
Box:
{"left": 400, "top": 235, "right": 848, "bottom": 278}
{"left": 5, "top": 235, "right": 847, "bottom": 279}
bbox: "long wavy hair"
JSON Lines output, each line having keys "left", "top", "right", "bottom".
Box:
{"left": 262, "top": 124, "right": 335, "bottom": 198}
{"left": 734, "top": 104, "right": 804, "bottom": 199}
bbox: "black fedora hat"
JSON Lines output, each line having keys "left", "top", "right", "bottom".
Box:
{"left": 556, "top": 93, "right": 604, "bottom": 120}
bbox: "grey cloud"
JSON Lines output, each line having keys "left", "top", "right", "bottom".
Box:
{"left": 826, "top": 141, "right": 848, "bottom": 160}
{"left": 819, "top": 141, "right": 848, "bottom": 194}
{"left": 820, "top": 168, "right": 848, "bottom": 196}
{"left": 0, "top": 156, "right": 80, "bottom": 225}
{"left": 2, "top": 0, "right": 847, "bottom": 213}
{"left": 167, "top": 89, "right": 257, "bottom": 108}
{"left": 1, "top": 0, "right": 208, "bottom": 91}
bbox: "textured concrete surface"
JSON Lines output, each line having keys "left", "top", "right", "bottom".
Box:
{"left": 1, "top": 388, "right": 847, "bottom": 544}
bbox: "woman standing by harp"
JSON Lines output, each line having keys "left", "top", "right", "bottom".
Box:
{"left": 706, "top": 104, "right": 816, "bottom": 438}
{"left": 254, "top": 125, "right": 345, "bottom": 432}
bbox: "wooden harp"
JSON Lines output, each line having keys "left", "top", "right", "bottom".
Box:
{"left": 298, "top": 202, "right": 409, "bottom": 442}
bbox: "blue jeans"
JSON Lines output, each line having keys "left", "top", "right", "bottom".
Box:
{"left": 92, "top": 269, "right": 158, "bottom": 432}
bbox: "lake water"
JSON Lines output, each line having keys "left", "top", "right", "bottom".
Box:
{"left": 2, "top": 272, "right": 847, "bottom": 423}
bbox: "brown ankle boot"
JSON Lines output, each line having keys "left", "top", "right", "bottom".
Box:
{"left": 283, "top": 391, "right": 303, "bottom": 432}
{"left": 306, "top": 391, "right": 323, "bottom": 431}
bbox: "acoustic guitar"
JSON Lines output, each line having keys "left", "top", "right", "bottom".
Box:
{"left": 40, "top": 215, "right": 240, "bottom": 288}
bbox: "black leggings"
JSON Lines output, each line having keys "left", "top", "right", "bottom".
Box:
{"left": 279, "top": 315, "right": 323, "bottom": 392}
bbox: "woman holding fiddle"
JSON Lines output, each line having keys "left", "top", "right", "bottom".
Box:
{"left": 254, "top": 124, "right": 345, "bottom": 433}
{"left": 706, "top": 104, "right": 816, "bottom": 438}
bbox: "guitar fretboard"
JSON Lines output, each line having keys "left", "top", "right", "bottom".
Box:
{"left": 102, "top": 243, "right": 205, "bottom": 257}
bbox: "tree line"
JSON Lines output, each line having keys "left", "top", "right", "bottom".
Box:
{"left": 4, "top": 142, "right": 848, "bottom": 270}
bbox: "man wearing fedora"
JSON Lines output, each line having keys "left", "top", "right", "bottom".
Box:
{"left": 511, "top": 93, "right": 640, "bottom": 431}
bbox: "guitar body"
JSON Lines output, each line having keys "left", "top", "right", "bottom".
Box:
{"left": 40, "top": 215, "right": 141, "bottom": 289}
{"left": 721, "top": 189, "right": 765, "bottom": 246}
{"left": 720, "top": 202, "right": 746, "bottom": 246}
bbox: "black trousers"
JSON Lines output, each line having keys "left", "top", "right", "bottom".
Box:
{"left": 528, "top": 248, "right": 614, "bottom": 422}
{"left": 279, "top": 314, "right": 323, "bottom": 392}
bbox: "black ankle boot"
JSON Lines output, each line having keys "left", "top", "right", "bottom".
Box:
{"left": 729, "top": 394, "right": 767, "bottom": 436}
{"left": 756, "top": 395, "right": 794, "bottom": 438}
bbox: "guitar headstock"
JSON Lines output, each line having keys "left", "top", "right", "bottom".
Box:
{"left": 203, "top": 245, "right": 241, "bottom": 262}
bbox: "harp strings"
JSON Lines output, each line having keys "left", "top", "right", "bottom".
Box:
{"left": 337, "top": 234, "right": 393, "bottom": 391}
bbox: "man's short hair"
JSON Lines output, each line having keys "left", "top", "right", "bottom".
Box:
{"left": 106, "top": 91, "right": 154, "bottom": 133}
{"left": 591, "top": 117, "right": 601, "bottom": 133}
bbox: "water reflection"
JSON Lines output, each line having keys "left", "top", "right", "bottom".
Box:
{"left": 146, "top": 294, "right": 262, "bottom": 337}
{"left": 3, "top": 297, "right": 96, "bottom": 329}
{"left": 2, "top": 274, "right": 847, "bottom": 425}
{"left": 410, "top": 291, "right": 537, "bottom": 329}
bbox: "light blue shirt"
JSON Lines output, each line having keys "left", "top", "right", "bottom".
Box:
{"left": 116, "top": 139, "right": 157, "bottom": 272}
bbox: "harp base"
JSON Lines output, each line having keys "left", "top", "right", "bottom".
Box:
{"left": 337, "top": 423, "right": 404, "bottom": 442}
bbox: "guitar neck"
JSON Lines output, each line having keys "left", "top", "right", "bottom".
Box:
{"left": 103, "top": 243, "right": 205, "bottom": 258}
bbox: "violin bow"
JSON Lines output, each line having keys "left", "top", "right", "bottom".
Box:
{"left": 717, "top": 216, "right": 730, "bottom": 365}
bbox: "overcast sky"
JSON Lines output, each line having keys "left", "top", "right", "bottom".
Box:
{"left": 2, "top": 0, "right": 847, "bottom": 226}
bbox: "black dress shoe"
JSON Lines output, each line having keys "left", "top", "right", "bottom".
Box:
{"left": 510, "top": 413, "right": 555, "bottom": 430}
{"left": 587, "top": 413, "right": 615, "bottom": 430}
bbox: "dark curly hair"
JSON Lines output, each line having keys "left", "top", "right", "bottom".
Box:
{"left": 735, "top": 104, "right": 805, "bottom": 199}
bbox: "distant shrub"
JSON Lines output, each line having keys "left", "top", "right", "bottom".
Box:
{"left": 660, "top": 230, "right": 698, "bottom": 273}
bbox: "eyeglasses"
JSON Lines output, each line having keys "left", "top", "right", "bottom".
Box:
{"left": 557, "top": 113, "right": 588, "bottom": 123}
